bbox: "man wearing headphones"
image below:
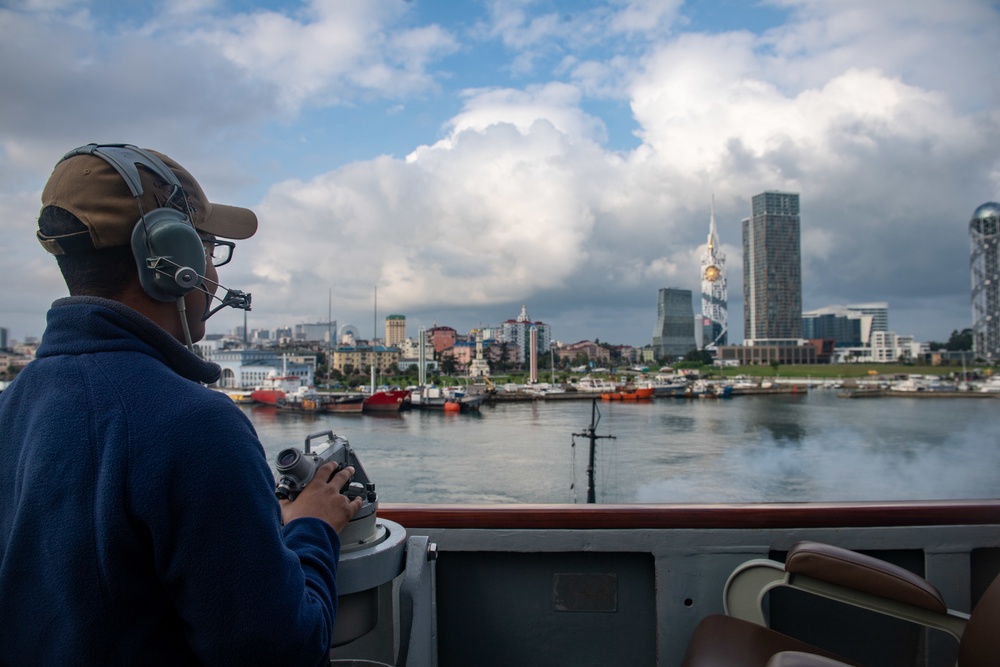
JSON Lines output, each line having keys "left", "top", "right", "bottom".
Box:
{"left": 0, "top": 145, "right": 361, "bottom": 665}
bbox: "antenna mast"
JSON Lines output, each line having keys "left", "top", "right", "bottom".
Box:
{"left": 571, "top": 399, "right": 616, "bottom": 503}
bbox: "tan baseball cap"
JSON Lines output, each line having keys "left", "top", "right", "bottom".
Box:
{"left": 37, "top": 144, "right": 258, "bottom": 254}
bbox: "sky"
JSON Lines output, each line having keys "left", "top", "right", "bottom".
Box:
{"left": 1, "top": 0, "right": 998, "bottom": 348}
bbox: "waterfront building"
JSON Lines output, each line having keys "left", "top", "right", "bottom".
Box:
{"left": 802, "top": 308, "right": 871, "bottom": 348}
{"left": 498, "top": 306, "right": 551, "bottom": 361}
{"left": 478, "top": 325, "right": 502, "bottom": 342}
{"left": 0, "top": 327, "right": 7, "bottom": 351}
{"left": 399, "top": 336, "right": 433, "bottom": 361}
{"left": 970, "top": 202, "right": 1000, "bottom": 361}
{"left": 652, "top": 288, "right": 697, "bottom": 360}
{"left": 613, "top": 345, "right": 640, "bottom": 366}
{"left": 700, "top": 201, "right": 728, "bottom": 347}
{"left": 385, "top": 314, "right": 406, "bottom": 348}
{"left": 296, "top": 321, "right": 336, "bottom": 343}
{"left": 553, "top": 341, "right": 612, "bottom": 365}
{"left": 209, "top": 349, "right": 315, "bottom": 389}
{"left": 469, "top": 331, "right": 491, "bottom": 377}
{"left": 802, "top": 303, "right": 889, "bottom": 349}
{"left": 331, "top": 345, "right": 401, "bottom": 374}
{"left": 451, "top": 333, "right": 492, "bottom": 377}
{"left": 448, "top": 341, "right": 473, "bottom": 369}
{"left": 869, "top": 332, "right": 915, "bottom": 363}
{"left": 0, "top": 349, "right": 33, "bottom": 378}
{"left": 743, "top": 191, "right": 802, "bottom": 343}
{"left": 397, "top": 357, "right": 438, "bottom": 374}
{"left": 640, "top": 346, "right": 657, "bottom": 365}
{"left": 846, "top": 302, "right": 888, "bottom": 333}
{"left": 802, "top": 312, "right": 855, "bottom": 346}
{"left": 427, "top": 325, "right": 458, "bottom": 355}
{"left": 716, "top": 342, "right": 817, "bottom": 365}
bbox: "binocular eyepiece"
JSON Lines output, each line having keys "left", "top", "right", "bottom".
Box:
{"left": 274, "top": 431, "right": 376, "bottom": 505}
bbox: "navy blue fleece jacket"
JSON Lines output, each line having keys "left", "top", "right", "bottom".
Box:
{"left": 0, "top": 297, "right": 341, "bottom": 665}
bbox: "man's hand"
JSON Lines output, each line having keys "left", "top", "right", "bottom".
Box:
{"left": 280, "top": 463, "right": 363, "bottom": 533}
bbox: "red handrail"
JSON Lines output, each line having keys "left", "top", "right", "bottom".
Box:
{"left": 379, "top": 499, "right": 1000, "bottom": 530}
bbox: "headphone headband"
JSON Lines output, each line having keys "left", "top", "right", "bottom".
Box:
{"left": 61, "top": 143, "right": 183, "bottom": 202}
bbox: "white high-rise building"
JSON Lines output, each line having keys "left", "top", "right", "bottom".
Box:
{"left": 970, "top": 202, "right": 1000, "bottom": 361}
{"left": 700, "top": 199, "right": 727, "bottom": 348}
{"left": 499, "top": 305, "right": 551, "bottom": 360}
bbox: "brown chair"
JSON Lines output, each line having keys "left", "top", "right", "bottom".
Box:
{"left": 682, "top": 541, "right": 1000, "bottom": 666}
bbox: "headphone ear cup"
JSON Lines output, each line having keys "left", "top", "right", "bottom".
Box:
{"left": 131, "top": 209, "right": 207, "bottom": 302}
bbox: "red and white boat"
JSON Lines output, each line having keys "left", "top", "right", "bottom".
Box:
{"left": 363, "top": 388, "right": 410, "bottom": 413}
{"left": 361, "top": 366, "right": 410, "bottom": 412}
{"left": 250, "top": 373, "right": 309, "bottom": 405}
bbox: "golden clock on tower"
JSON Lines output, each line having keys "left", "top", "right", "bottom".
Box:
{"left": 704, "top": 265, "right": 720, "bottom": 282}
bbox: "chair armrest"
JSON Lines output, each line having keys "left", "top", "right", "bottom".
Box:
{"left": 767, "top": 651, "right": 854, "bottom": 667}
{"left": 785, "top": 541, "right": 946, "bottom": 613}
{"left": 722, "top": 542, "right": 969, "bottom": 641}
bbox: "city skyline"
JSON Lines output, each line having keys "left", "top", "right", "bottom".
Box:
{"left": 1, "top": 2, "right": 997, "bottom": 346}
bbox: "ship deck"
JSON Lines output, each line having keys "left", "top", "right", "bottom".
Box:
{"left": 332, "top": 500, "right": 1000, "bottom": 666}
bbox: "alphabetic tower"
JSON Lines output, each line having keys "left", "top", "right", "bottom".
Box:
{"left": 700, "top": 199, "right": 728, "bottom": 348}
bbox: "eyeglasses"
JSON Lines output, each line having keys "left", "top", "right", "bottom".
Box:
{"left": 201, "top": 238, "right": 235, "bottom": 267}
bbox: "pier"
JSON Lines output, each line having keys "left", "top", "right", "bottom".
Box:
{"left": 483, "top": 384, "right": 805, "bottom": 404}
{"left": 838, "top": 388, "right": 1000, "bottom": 399}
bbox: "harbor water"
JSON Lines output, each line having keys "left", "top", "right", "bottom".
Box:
{"left": 241, "top": 390, "right": 1000, "bottom": 504}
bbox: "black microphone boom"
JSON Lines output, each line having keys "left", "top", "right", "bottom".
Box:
{"left": 202, "top": 288, "right": 252, "bottom": 321}
{"left": 147, "top": 255, "right": 252, "bottom": 321}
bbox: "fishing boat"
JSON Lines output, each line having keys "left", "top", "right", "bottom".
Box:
{"left": 274, "top": 387, "right": 324, "bottom": 413}
{"left": 575, "top": 376, "right": 618, "bottom": 393}
{"left": 215, "top": 389, "right": 253, "bottom": 404}
{"left": 250, "top": 373, "right": 309, "bottom": 405}
{"left": 407, "top": 385, "right": 485, "bottom": 412}
{"left": 617, "top": 385, "right": 653, "bottom": 400}
{"left": 325, "top": 393, "right": 366, "bottom": 414}
{"left": 674, "top": 380, "right": 733, "bottom": 399}
{"left": 649, "top": 375, "right": 690, "bottom": 397}
{"left": 976, "top": 376, "right": 1000, "bottom": 393}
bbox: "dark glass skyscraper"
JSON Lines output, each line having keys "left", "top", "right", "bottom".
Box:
{"left": 652, "top": 288, "right": 696, "bottom": 360}
{"left": 742, "top": 191, "right": 802, "bottom": 343}
{"left": 970, "top": 202, "right": 1000, "bottom": 361}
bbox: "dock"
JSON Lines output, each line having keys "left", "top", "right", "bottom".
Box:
{"left": 482, "top": 383, "right": 806, "bottom": 404}
{"left": 838, "top": 388, "right": 999, "bottom": 399}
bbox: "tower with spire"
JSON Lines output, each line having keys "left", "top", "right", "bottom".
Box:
{"left": 700, "top": 198, "right": 728, "bottom": 348}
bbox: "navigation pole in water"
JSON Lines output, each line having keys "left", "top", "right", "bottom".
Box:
{"left": 572, "top": 399, "right": 616, "bottom": 503}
